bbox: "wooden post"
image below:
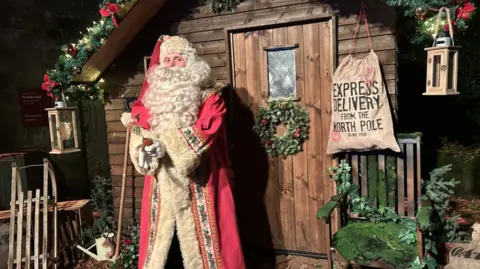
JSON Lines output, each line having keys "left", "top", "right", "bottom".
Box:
{"left": 8, "top": 163, "right": 17, "bottom": 269}
{"left": 71, "top": 109, "right": 79, "bottom": 151}
{"left": 42, "top": 160, "right": 48, "bottom": 269}
{"left": 16, "top": 191, "right": 24, "bottom": 267}
{"left": 34, "top": 189, "right": 40, "bottom": 269}
{"left": 47, "top": 111, "right": 56, "bottom": 151}
{"left": 47, "top": 159, "right": 59, "bottom": 269}
{"left": 26, "top": 191, "right": 32, "bottom": 269}
{"left": 54, "top": 111, "right": 63, "bottom": 152}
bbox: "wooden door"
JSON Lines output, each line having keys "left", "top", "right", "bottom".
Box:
{"left": 229, "top": 20, "right": 335, "bottom": 257}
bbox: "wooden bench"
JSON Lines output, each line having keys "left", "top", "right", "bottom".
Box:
{"left": 318, "top": 135, "right": 431, "bottom": 269}
{"left": 0, "top": 200, "right": 92, "bottom": 222}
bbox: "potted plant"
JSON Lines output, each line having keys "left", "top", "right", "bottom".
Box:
{"left": 441, "top": 213, "right": 471, "bottom": 263}
{"left": 110, "top": 225, "right": 139, "bottom": 269}
{"left": 81, "top": 162, "right": 116, "bottom": 258}
{"left": 421, "top": 164, "right": 471, "bottom": 264}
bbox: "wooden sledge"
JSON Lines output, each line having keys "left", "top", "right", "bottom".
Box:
{"left": 7, "top": 158, "right": 58, "bottom": 269}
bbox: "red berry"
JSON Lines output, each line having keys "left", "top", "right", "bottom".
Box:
{"left": 143, "top": 138, "right": 153, "bottom": 146}
{"left": 462, "top": 12, "right": 470, "bottom": 20}
{"left": 265, "top": 140, "right": 272, "bottom": 146}
{"left": 261, "top": 119, "right": 268, "bottom": 125}
{"left": 67, "top": 45, "right": 78, "bottom": 57}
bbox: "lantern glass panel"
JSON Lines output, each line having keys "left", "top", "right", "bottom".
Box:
{"left": 432, "top": 55, "right": 441, "bottom": 87}
{"left": 448, "top": 50, "right": 456, "bottom": 90}
{"left": 58, "top": 110, "right": 75, "bottom": 150}
{"left": 50, "top": 114, "right": 59, "bottom": 149}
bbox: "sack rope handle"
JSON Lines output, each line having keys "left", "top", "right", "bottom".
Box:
{"left": 432, "top": 7, "right": 455, "bottom": 46}
{"left": 350, "top": 3, "right": 374, "bottom": 55}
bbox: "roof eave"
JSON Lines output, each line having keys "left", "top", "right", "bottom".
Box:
{"left": 72, "top": 0, "right": 169, "bottom": 83}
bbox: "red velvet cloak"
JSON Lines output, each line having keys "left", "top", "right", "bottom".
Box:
{"left": 129, "top": 37, "right": 245, "bottom": 269}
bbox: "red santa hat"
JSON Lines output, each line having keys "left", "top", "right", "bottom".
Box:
{"left": 159, "top": 36, "right": 197, "bottom": 67}
{"left": 130, "top": 35, "right": 200, "bottom": 130}
{"left": 130, "top": 35, "right": 165, "bottom": 130}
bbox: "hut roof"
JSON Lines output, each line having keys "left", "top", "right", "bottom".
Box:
{"left": 72, "top": 0, "right": 169, "bottom": 83}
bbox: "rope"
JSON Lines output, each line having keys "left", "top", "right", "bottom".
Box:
{"left": 432, "top": 7, "right": 455, "bottom": 46}
{"left": 350, "top": 2, "right": 374, "bottom": 54}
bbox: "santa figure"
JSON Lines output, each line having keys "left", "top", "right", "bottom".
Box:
{"left": 120, "top": 35, "right": 246, "bottom": 269}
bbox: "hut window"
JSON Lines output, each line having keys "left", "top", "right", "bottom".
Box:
{"left": 265, "top": 44, "right": 299, "bottom": 99}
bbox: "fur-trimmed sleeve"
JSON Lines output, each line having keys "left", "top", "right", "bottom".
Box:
{"left": 160, "top": 93, "right": 225, "bottom": 176}
{"left": 129, "top": 128, "right": 160, "bottom": 175}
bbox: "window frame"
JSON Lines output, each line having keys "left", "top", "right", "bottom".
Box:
{"left": 263, "top": 43, "right": 300, "bottom": 101}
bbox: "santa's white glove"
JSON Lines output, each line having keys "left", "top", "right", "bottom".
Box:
{"left": 136, "top": 141, "right": 165, "bottom": 171}
{"left": 144, "top": 141, "right": 165, "bottom": 159}
{"left": 121, "top": 112, "right": 135, "bottom": 128}
{"left": 138, "top": 150, "right": 158, "bottom": 170}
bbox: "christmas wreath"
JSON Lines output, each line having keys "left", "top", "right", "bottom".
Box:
{"left": 253, "top": 99, "right": 309, "bottom": 157}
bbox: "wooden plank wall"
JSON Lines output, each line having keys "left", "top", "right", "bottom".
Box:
{"left": 104, "top": 0, "right": 398, "bottom": 227}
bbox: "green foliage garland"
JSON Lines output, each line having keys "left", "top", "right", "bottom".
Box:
{"left": 41, "top": 0, "right": 135, "bottom": 103}
{"left": 41, "top": 0, "right": 242, "bottom": 104}
{"left": 384, "top": 0, "right": 476, "bottom": 43}
{"left": 253, "top": 99, "right": 309, "bottom": 157}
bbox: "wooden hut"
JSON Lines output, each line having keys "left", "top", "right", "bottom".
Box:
{"left": 73, "top": 0, "right": 399, "bottom": 266}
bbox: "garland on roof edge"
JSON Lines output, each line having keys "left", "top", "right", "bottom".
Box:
{"left": 41, "top": 0, "right": 134, "bottom": 103}
{"left": 41, "top": 0, "right": 475, "bottom": 103}
{"left": 385, "top": 0, "right": 476, "bottom": 43}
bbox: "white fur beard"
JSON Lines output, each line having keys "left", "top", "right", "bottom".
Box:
{"left": 143, "top": 64, "right": 208, "bottom": 132}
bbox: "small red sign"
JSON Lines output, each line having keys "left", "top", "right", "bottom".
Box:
{"left": 19, "top": 90, "right": 51, "bottom": 127}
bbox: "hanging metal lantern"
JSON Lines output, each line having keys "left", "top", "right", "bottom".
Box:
{"left": 424, "top": 7, "right": 460, "bottom": 96}
{"left": 45, "top": 106, "right": 80, "bottom": 154}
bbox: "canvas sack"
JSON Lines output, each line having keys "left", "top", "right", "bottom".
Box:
{"left": 326, "top": 7, "right": 400, "bottom": 154}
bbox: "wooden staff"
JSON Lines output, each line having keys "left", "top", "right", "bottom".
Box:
{"left": 114, "top": 98, "right": 135, "bottom": 260}
{"left": 114, "top": 127, "right": 130, "bottom": 259}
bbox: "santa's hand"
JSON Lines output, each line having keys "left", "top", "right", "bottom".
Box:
{"left": 121, "top": 112, "right": 135, "bottom": 128}
{"left": 138, "top": 150, "right": 159, "bottom": 171}
{"left": 144, "top": 141, "right": 165, "bottom": 159}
